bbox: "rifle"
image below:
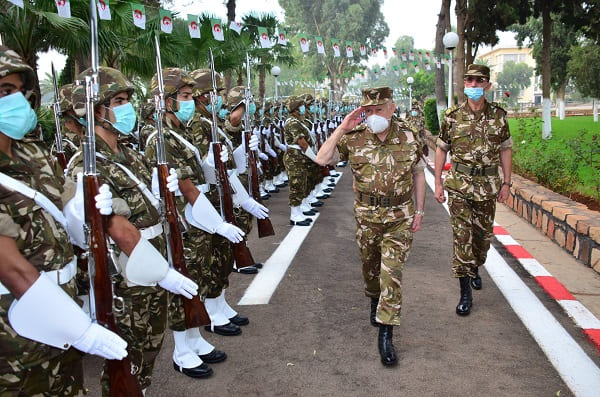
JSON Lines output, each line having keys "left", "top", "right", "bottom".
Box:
{"left": 81, "top": 1, "right": 143, "bottom": 395}
{"left": 314, "top": 124, "right": 330, "bottom": 177}
{"left": 268, "top": 123, "right": 279, "bottom": 170}
{"left": 258, "top": 126, "right": 272, "bottom": 175}
{"left": 209, "top": 49, "right": 255, "bottom": 269}
{"left": 243, "top": 54, "right": 274, "bottom": 238}
{"left": 50, "top": 62, "right": 67, "bottom": 170}
{"left": 153, "top": 34, "right": 210, "bottom": 328}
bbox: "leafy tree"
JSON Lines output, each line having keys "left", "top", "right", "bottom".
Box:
{"left": 568, "top": 41, "right": 600, "bottom": 122}
{"left": 495, "top": 61, "right": 533, "bottom": 106}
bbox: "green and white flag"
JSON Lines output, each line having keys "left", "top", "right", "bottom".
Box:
{"left": 230, "top": 21, "right": 243, "bottom": 34}
{"left": 413, "top": 61, "right": 419, "bottom": 73}
{"left": 359, "top": 44, "right": 366, "bottom": 56}
{"left": 316, "top": 36, "right": 325, "bottom": 55}
{"left": 277, "top": 30, "right": 287, "bottom": 46}
{"left": 401, "top": 63, "right": 408, "bottom": 75}
{"left": 258, "top": 27, "right": 271, "bottom": 48}
{"left": 345, "top": 41, "right": 353, "bottom": 58}
{"left": 131, "top": 3, "right": 145, "bottom": 29}
{"left": 8, "top": 0, "right": 23, "bottom": 7}
{"left": 331, "top": 38, "right": 340, "bottom": 57}
{"left": 96, "top": 0, "right": 111, "bottom": 20}
{"left": 393, "top": 65, "right": 399, "bottom": 76}
{"left": 159, "top": 9, "right": 172, "bottom": 34}
{"left": 55, "top": 0, "right": 71, "bottom": 18}
{"left": 211, "top": 19, "right": 224, "bottom": 41}
{"left": 299, "top": 34, "right": 310, "bottom": 53}
{"left": 370, "top": 47, "right": 377, "bottom": 57}
{"left": 188, "top": 15, "right": 200, "bottom": 38}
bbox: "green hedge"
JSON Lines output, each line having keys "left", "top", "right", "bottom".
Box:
{"left": 423, "top": 98, "right": 440, "bottom": 135}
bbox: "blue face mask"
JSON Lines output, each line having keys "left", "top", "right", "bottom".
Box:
{"left": 278, "top": 108, "right": 283, "bottom": 117}
{"left": 77, "top": 117, "right": 88, "bottom": 127}
{"left": 218, "top": 108, "right": 229, "bottom": 119}
{"left": 309, "top": 105, "right": 316, "bottom": 114}
{"left": 0, "top": 92, "right": 38, "bottom": 140}
{"left": 248, "top": 102, "right": 257, "bottom": 116}
{"left": 411, "top": 110, "right": 418, "bottom": 117}
{"left": 298, "top": 105, "right": 306, "bottom": 115}
{"left": 269, "top": 108, "right": 274, "bottom": 115}
{"left": 174, "top": 99, "right": 196, "bottom": 123}
{"left": 108, "top": 102, "right": 136, "bottom": 135}
{"left": 464, "top": 87, "right": 484, "bottom": 101}
{"left": 205, "top": 95, "right": 223, "bottom": 114}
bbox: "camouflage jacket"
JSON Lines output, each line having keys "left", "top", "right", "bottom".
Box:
{"left": 0, "top": 140, "right": 76, "bottom": 371}
{"left": 338, "top": 117, "right": 424, "bottom": 197}
{"left": 187, "top": 111, "right": 236, "bottom": 171}
{"left": 437, "top": 100, "right": 512, "bottom": 201}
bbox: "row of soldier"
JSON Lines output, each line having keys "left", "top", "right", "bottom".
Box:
{"left": 0, "top": 41, "right": 353, "bottom": 396}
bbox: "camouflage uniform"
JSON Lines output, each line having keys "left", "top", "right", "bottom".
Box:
{"left": 437, "top": 99, "right": 512, "bottom": 278}
{"left": 283, "top": 97, "right": 312, "bottom": 207}
{"left": 337, "top": 88, "right": 424, "bottom": 326}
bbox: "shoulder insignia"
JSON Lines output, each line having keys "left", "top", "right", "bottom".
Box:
{"left": 347, "top": 123, "right": 367, "bottom": 134}
{"left": 445, "top": 104, "right": 460, "bottom": 116}
{"left": 490, "top": 102, "right": 507, "bottom": 115}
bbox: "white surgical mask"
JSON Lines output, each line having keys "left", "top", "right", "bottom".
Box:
{"left": 366, "top": 114, "right": 389, "bottom": 134}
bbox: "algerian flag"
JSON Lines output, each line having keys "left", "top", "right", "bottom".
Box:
{"left": 211, "top": 19, "right": 224, "bottom": 41}
{"left": 96, "top": 0, "right": 111, "bottom": 20}
{"left": 436, "top": 57, "right": 442, "bottom": 69}
{"left": 188, "top": 15, "right": 200, "bottom": 39}
{"left": 230, "top": 21, "right": 242, "bottom": 34}
{"left": 393, "top": 65, "right": 399, "bottom": 76}
{"left": 55, "top": 0, "right": 71, "bottom": 18}
{"left": 345, "top": 41, "right": 353, "bottom": 58}
{"left": 159, "top": 9, "right": 172, "bottom": 34}
{"left": 401, "top": 50, "right": 407, "bottom": 61}
{"left": 392, "top": 48, "right": 398, "bottom": 57}
{"left": 373, "top": 67, "right": 378, "bottom": 76}
{"left": 401, "top": 63, "right": 407, "bottom": 75}
{"left": 413, "top": 62, "right": 419, "bottom": 73}
{"left": 370, "top": 47, "right": 377, "bottom": 56}
{"left": 359, "top": 44, "right": 366, "bottom": 56}
{"left": 131, "top": 4, "right": 145, "bottom": 29}
{"left": 315, "top": 36, "right": 325, "bottom": 54}
{"left": 7, "top": 0, "right": 24, "bottom": 8}
{"left": 409, "top": 50, "right": 415, "bottom": 60}
{"left": 299, "top": 34, "right": 310, "bottom": 53}
{"left": 425, "top": 59, "right": 431, "bottom": 70}
{"left": 258, "top": 27, "right": 271, "bottom": 48}
{"left": 383, "top": 48, "right": 388, "bottom": 58}
{"left": 277, "top": 30, "right": 287, "bottom": 46}
{"left": 425, "top": 51, "right": 431, "bottom": 60}
{"left": 381, "top": 67, "right": 386, "bottom": 76}
{"left": 331, "top": 38, "right": 340, "bottom": 57}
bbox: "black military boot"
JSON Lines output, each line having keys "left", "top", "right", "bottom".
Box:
{"left": 370, "top": 298, "right": 379, "bottom": 327}
{"left": 377, "top": 325, "right": 397, "bottom": 366}
{"left": 470, "top": 267, "right": 482, "bottom": 290}
{"left": 456, "top": 277, "right": 472, "bottom": 316}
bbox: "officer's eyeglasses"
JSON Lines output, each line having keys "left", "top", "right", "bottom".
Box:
{"left": 464, "top": 76, "right": 488, "bottom": 84}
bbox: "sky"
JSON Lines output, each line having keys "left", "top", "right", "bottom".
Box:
{"left": 37, "top": 0, "right": 518, "bottom": 79}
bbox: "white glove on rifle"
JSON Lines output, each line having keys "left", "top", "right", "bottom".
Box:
{"left": 205, "top": 144, "right": 229, "bottom": 168}
{"left": 258, "top": 152, "right": 269, "bottom": 161}
{"left": 95, "top": 184, "right": 113, "bottom": 216}
{"left": 215, "top": 222, "right": 245, "bottom": 243}
{"left": 241, "top": 198, "right": 269, "bottom": 219}
{"left": 249, "top": 134, "right": 259, "bottom": 151}
{"left": 158, "top": 268, "right": 198, "bottom": 299}
{"left": 277, "top": 142, "right": 287, "bottom": 151}
{"left": 166, "top": 168, "right": 180, "bottom": 193}
{"left": 266, "top": 146, "right": 277, "bottom": 157}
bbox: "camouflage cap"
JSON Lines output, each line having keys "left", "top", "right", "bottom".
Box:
{"left": 0, "top": 45, "right": 36, "bottom": 100}
{"left": 361, "top": 87, "right": 393, "bottom": 106}
{"left": 141, "top": 100, "right": 155, "bottom": 120}
{"left": 300, "top": 93, "right": 314, "bottom": 106}
{"left": 58, "top": 83, "right": 74, "bottom": 113}
{"left": 189, "top": 68, "right": 224, "bottom": 96}
{"left": 411, "top": 98, "right": 422, "bottom": 110}
{"left": 464, "top": 64, "right": 490, "bottom": 79}
{"left": 150, "top": 67, "right": 196, "bottom": 97}
{"left": 227, "top": 85, "right": 245, "bottom": 110}
{"left": 72, "top": 66, "right": 135, "bottom": 117}
{"left": 285, "top": 95, "right": 303, "bottom": 113}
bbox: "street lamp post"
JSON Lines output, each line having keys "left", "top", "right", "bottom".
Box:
{"left": 443, "top": 32, "right": 459, "bottom": 109}
{"left": 271, "top": 65, "right": 281, "bottom": 102}
{"left": 407, "top": 76, "right": 414, "bottom": 111}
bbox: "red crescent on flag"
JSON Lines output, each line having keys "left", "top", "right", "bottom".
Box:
{"left": 214, "top": 24, "right": 221, "bottom": 32}
{"left": 191, "top": 21, "right": 198, "bottom": 30}
{"left": 346, "top": 46, "right": 351, "bottom": 51}
{"left": 360, "top": 45, "right": 365, "bottom": 50}
{"left": 162, "top": 16, "right": 171, "bottom": 25}
{"left": 301, "top": 38, "right": 307, "bottom": 44}
{"left": 318, "top": 41, "right": 323, "bottom": 47}
{"left": 334, "top": 44, "right": 339, "bottom": 49}
{"left": 261, "top": 33, "right": 268, "bottom": 40}
{"left": 99, "top": 0, "right": 106, "bottom": 8}
{"left": 57, "top": 0, "right": 66, "bottom": 6}
{"left": 134, "top": 9, "right": 142, "bottom": 19}
{"left": 279, "top": 33, "right": 285, "bottom": 40}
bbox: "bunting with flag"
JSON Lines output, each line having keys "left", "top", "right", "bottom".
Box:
{"left": 392, "top": 48, "right": 398, "bottom": 57}
{"left": 359, "top": 44, "right": 366, "bottom": 56}
{"left": 131, "top": 3, "right": 145, "bottom": 29}
{"left": 55, "top": 0, "right": 71, "bottom": 18}
{"left": 409, "top": 50, "right": 415, "bottom": 61}
{"left": 159, "top": 9, "right": 172, "bottom": 33}
{"left": 258, "top": 27, "right": 271, "bottom": 48}
{"left": 393, "top": 65, "right": 399, "bottom": 76}
{"left": 383, "top": 48, "right": 388, "bottom": 58}
{"left": 332, "top": 38, "right": 340, "bottom": 57}
{"left": 436, "top": 57, "right": 442, "bottom": 69}
{"left": 425, "top": 59, "right": 431, "bottom": 70}
{"left": 8, "top": 0, "right": 23, "bottom": 7}
{"left": 277, "top": 30, "right": 287, "bottom": 45}
{"left": 316, "top": 36, "right": 325, "bottom": 54}
{"left": 211, "top": 19, "right": 224, "bottom": 41}
{"left": 401, "top": 50, "right": 407, "bottom": 61}
{"left": 413, "top": 61, "right": 419, "bottom": 73}
{"left": 371, "top": 47, "right": 377, "bottom": 56}
{"left": 230, "top": 21, "right": 242, "bottom": 34}
{"left": 299, "top": 34, "right": 310, "bottom": 53}
{"left": 188, "top": 14, "right": 200, "bottom": 38}
{"left": 401, "top": 63, "right": 408, "bottom": 75}
{"left": 345, "top": 41, "right": 353, "bottom": 58}
{"left": 96, "top": 0, "right": 111, "bottom": 20}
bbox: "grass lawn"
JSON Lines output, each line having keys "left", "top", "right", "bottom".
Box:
{"left": 507, "top": 116, "right": 600, "bottom": 206}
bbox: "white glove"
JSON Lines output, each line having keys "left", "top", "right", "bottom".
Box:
{"left": 166, "top": 168, "right": 180, "bottom": 193}
{"left": 215, "top": 222, "right": 245, "bottom": 243}
{"left": 249, "top": 134, "right": 259, "bottom": 151}
{"left": 151, "top": 167, "right": 160, "bottom": 198}
{"left": 72, "top": 323, "right": 128, "bottom": 360}
{"left": 158, "top": 268, "right": 198, "bottom": 299}
{"left": 95, "top": 184, "right": 113, "bottom": 216}
{"left": 258, "top": 152, "right": 269, "bottom": 161}
{"left": 241, "top": 197, "right": 269, "bottom": 219}
{"left": 277, "top": 143, "right": 287, "bottom": 151}
{"left": 206, "top": 145, "right": 229, "bottom": 167}
{"left": 267, "top": 147, "right": 277, "bottom": 157}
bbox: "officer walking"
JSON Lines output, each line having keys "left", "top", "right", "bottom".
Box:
{"left": 316, "top": 87, "right": 426, "bottom": 366}
{"left": 433, "top": 64, "right": 512, "bottom": 316}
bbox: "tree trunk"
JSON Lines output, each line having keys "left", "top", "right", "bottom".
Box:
{"left": 226, "top": 0, "right": 236, "bottom": 22}
{"left": 556, "top": 81, "right": 566, "bottom": 120}
{"left": 455, "top": 0, "right": 467, "bottom": 104}
{"left": 223, "top": 0, "right": 236, "bottom": 95}
{"left": 594, "top": 99, "right": 598, "bottom": 122}
{"left": 258, "top": 67, "right": 265, "bottom": 101}
{"left": 435, "top": 0, "right": 450, "bottom": 118}
{"left": 237, "top": 70, "right": 243, "bottom": 86}
{"left": 541, "top": 0, "right": 552, "bottom": 139}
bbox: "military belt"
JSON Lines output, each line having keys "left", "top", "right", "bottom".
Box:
{"left": 452, "top": 162, "right": 498, "bottom": 176}
{"left": 355, "top": 191, "right": 413, "bottom": 207}
{"left": 0, "top": 257, "right": 77, "bottom": 295}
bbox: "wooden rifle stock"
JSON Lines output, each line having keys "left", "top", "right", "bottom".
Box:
{"left": 268, "top": 123, "right": 279, "bottom": 169}
{"left": 84, "top": 175, "right": 143, "bottom": 397}
{"left": 213, "top": 142, "right": 255, "bottom": 268}
{"left": 244, "top": 131, "right": 274, "bottom": 238}
{"left": 158, "top": 164, "right": 210, "bottom": 328}
{"left": 258, "top": 127, "right": 272, "bottom": 175}
{"left": 56, "top": 152, "right": 68, "bottom": 170}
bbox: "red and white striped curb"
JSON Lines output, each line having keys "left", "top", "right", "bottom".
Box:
{"left": 493, "top": 224, "right": 600, "bottom": 354}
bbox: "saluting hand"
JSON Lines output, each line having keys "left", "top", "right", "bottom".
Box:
{"left": 338, "top": 107, "right": 365, "bottom": 132}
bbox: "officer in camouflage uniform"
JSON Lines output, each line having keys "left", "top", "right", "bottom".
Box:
{"left": 0, "top": 46, "right": 127, "bottom": 396}
{"left": 55, "top": 83, "right": 84, "bottom": 162}
{"left": 316, "top": 87, "right": 426, "bottom": 367}
{"left": 407, "top": 99, "right": 428, "bottom": 157}
{"left": 68, "top": 66, "right": 199, "bottom": 393}
{"left": 434, "top": 64, "right": 512, "bottom": 316}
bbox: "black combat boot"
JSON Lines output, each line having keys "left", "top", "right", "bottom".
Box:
{"left": 378, "top": 325, "right": 397, "bottom": 366}
{"left": 470, "top": 267, "right": 482, "bottom": 290}
{"left": 370, "top": 298, "right": 379, "bottom": 327}
{"left": 456, "top": 277, "right": 472, "bottom": 316}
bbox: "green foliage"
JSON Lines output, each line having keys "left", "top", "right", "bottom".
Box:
{"left": 423, "top": 98, "right": 440, "bottom": 135}
{"left": 568, "top": 41, "right": 600, "bottom": 100}
{"left": 495, "top": 61, "right": 533, "bottom": 105}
